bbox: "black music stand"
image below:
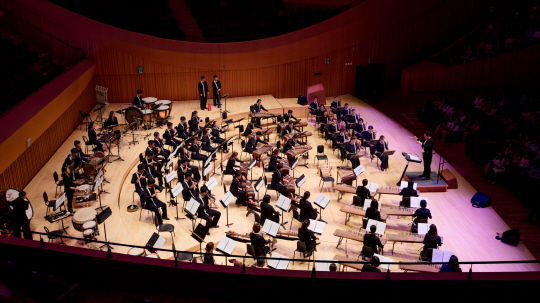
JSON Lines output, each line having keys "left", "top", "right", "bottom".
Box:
{"left": 247, "top": 159, "right": 258, "bottom": 182}
{"left": 253, "top": 177, "right": 264, "bottom": 203}
{"left": 96, "top": 206, "right": 113, "bottom": 250}
{"left": 220, "top": 186, "right": 235, "bottom": 227}
{"left": 221, "top": 93, "right": 230, "bottom": 114}
{"left": 129, "top": 118, "right": 141, "bottom": 146}
{"left": 397, "top": 152, "right": 422, "bottom": 186}
{"left": 436, "top": 152, "right": 445, "bottom": 184}
{"left": 379, "top": 150, "right": 395, "bottom": 173}
{"left": 113, "top": 133, "right": 124, "bottom": 162}
{"left": 190, "top": 223, "right": 209, "bottom": 260}
{"left": 295, "top": 174, "right": 306, "bottom": 196}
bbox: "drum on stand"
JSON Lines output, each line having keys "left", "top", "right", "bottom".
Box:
{"left": 156, "top": 105, "right": 170, "bottom": 120}
{"left": 142, "top": 97, "right": 157, "bottom": 109}
{"left": 124, "top": 106, "right": 144, "bottom": 126}
{"left": 155, "top": 100, "right": 172, "bottom": 118}
{"left": 142, "top": 109, "right": 154, "bottom": 122}
{"left": 5, "top": 188, "right": 33, "bottom": 220}
{"left": 145, "top": 253, "right": 160, "bottom": 259}
{"left": 128, "top": 247, "right": 146, "bottom": 257}
{"left": 72, "top": 207, "right": 96, "bottom": 232}
{"left": 83, "top": 164, "right": 95, "bottom": 176}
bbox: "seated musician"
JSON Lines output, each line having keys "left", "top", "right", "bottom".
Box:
{"left": 340, "top": 103, "right": 351, "bottom": 121}
{"left": 362, "top": 125, "right": 376, "bottom": 157}
{"left": 316, "top": 104, "right": 326, "bottom": 121}
{"left": 319, "top": 111, "right": 330, "bottom": 126}
{"left": 104, "top": 111, "right": 119, "bottom": 130}
{"left": 133, "top": 89, "right": 144, "bottom": 109}
{"left": 333, "top": 128, "right": 347, "bottom": 152}
{"left": 143, "top": 178, "right": 169, "bottom": 224}
{"left": 225, "top": 151, "right": 244, "bottom": 176}
{"left": 152, "top": 132, "right": 171, "bottom": 158}
{"left": 132, "top": 164, "right": 151, "bottom": 201}
{"left": 250, "top": 222, "right": 272, "bottom": 257}
{"left": 355, "top": 179, "right": 373, "bottom": 207}
{"left": 196, "top": 186, "right": 221, "bottom": 230}
{"left": 177, "top": 157, "right": 200, "bottom": 183}
{"left": 330, "top": 96, "right": 340, "bottom": 114}
{"left": 179, "top": 172, "right": 198, "bottom": 198}
{"left": 365, "top": 199, "right": 382, "bottom": 222}
{"left": 282, "top": 120, "right": 295, "bottom": 136}
{"left": 190, "top": 111, "right": 202, "bottom": 134}
{"left": 88, "top": 122, "right": 105, "bottom": 152}
{"left": 210, "top": 121, "right": 226, "bottom": 144}
{"left": 73, "top": 140, "right": 89, "bottom": 163}
{"left": 399, "top": 181, "right": 419, "bottom": 199}
{"left": 267, "top": 149, "right": 282, "bottom": 172}
{"left": 299, "top": 191, "right": 318, "bottom": 221}
{"left": 201, "top": 129, "right": 216, "bottom": 154}
{"left": 146, "top": 140, "right": 165, "bottom": 168}
{"left": 282, "top": 109, "right": 297, "bottom": 123}
{"left": 270, "top": 164, "right": 288, "bottom": 196}
{"left": 246, "top": 131, "right": 268, "bottom": 154}
{"left": 423, "top": 224, "right": 442, "bottom": 253}
{"left": 439, "top": 255, "right": 462, "bottom": 272}
{"left": 374, "top": 135, "right": 390, "bottom": 171}
{"left": 165, "top": 122, "right": 181, "bottom": 148}
{"left": 309, "top": 97, "right": 319, "bottom": 114}
{"left": 345, "top": 137, "right": 361, "bottom": 168}
{"left": 364, "top": 224, "right": 384, "bottom": 254}
{"left": 329, "top": 263, "right": 337, "bottom": 272}
{"left": 189, "top": 137, "right": 210, "bottom": 163}
{"left": 326, "top": 118, "right": 338, "bottom": 140}
{"left": 361, "top": 256, "right": 382, "bottom": 272}
{"left": 260, "top": 194, "right": 280, "bottom": 225}
{"left": 230, "top": 172, "right": 248, "bottom": 206}
{"left": 203, "top": 242, "right": 215, "bottom": 264}
{"left": 298, "top": 219, "right": 317, "bottom": 256}
{"left": 63, "top": 148, "right": 83, "bottom": 178}
{"left": 412, "top": 199, "right": 432, "bottom": 224}
{"left": 243, "top": 118, "right": 262, "bottom": 137}
{"left": 354, "top": 117, "right": 367, "bottom": 138}
{"left": 177, "top": 116, "right": 189, "bottom": 139}
{"left": 346, "top": 109, "right": 358, "bottom": 129}
{"left": 143, "top": 152, "right": 164, "bottom": 187}
{"left": 252, "top": 99, "right": 269, "bottom": 125}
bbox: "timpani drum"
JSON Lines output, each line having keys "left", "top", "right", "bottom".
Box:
{"left": 83, "top": 164, "right": 95, "bottom": 176}
{"left": 142, "top": 109, "right": 154, "bottom": 122}
{"left": 72, "top": 207, "right": 96, "bottom": 232}
{"left": 128, "top": 247, "right": 146, "bottom": 257}
{"left": 82, "top": 220, "right": 97, "bottom": 231}
{"left": 124, "top": 106, "right": 144, "bottom": 125}
{"left": 156, "top": 105, "right": 170, "bottom": 120}
{"left": 4, "top": 188, "right": 33, "bottom": 220}
{"left": 145, "top": 253, "right": 160, "bottom": 259}
{"left": 142, "top": 97, "right": 157, "bottom": 109}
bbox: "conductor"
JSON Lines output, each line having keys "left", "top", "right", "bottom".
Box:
{"left": 414, "top": 131, "right": 434, "bottom": 180}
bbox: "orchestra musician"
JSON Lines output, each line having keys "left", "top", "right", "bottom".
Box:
{"left": 212, "top": 75, "right": 221, "bottom": 108}
{"left": 340, "top": 103, "right": 351, "bottom": 121}
{"left": 355, "top": 179, "right": 373, "bottom": 207}
{"left": 142, "top": 152, "right": 164, "bottom": 187}
{"left": 346, "top": 109, "right": 358, "bottom": 129}
{"left": 283, "top": 134, "right": 304, "bottom": 162}
{"left": 299, "top": 191, "right": 318, "bottom": 221}
{"left": 203, "top": 242, "right": 215, "bottom": 264}
{"left": 298, "top": 219, "right": 317, "bottom": 256}
{"left": 330, "top": 96, "right": 340, "bottom": 115}
{"left": 146, "top": 140, "right": 164, "bottom": 169}
{"left": 423, "top": 224, "right": 442, "bottom": 253}
{"left": 267, "top": 149, "right": 282, "bottom": 172}
{"left": 177, "top": 117, "right": 189, "bottom": 139}
{"left": 354, "top": 117, "right": 367, "bottom": 140}
{"left": 198, "top": 76, "right": 209, "bottom": 110}
{"left": 412, "top": 199, "right": 432, "bottom": 224}
{"left": 250, "top": 222, "right": 272, "bottom": 257}
{"left": 414, "top": 131, "right": 434, "bottom": 180}
{"left": 309, "top": 97, "right": 318, "bottom": 115}
{"left": 374, "top": 135, "right": 389, "bottom": 171}
{"left": 144, "top": 179, "right": 169, "bottom": 225}
{"left": 365, "top": 199, "right": 382, "bottom": 222}
{"left": 362, "top": 125, "right": 376, "bottom": 157}
{"left": 282, "top": 109, "right": 297, "bottom": 123}
{"left": 230, "top": 172, "right": 248, "bottom": 206}
{"left": 345, "top": 137, "right": 361, "bottom": 168}
{"left": 245, "top": 131, "right": 268, "bottom": 154}
{"left": 319, "top": 111, "right": 330, "bottom": 126}
{"left": 152, "top": 132, "right": 171, "bottom": 159}
{"left": 225, "top": 151, "right": 244, "bottom": 176}
{"left": 165, "top": 122, "right": 180, "bottom": 148}
{"left": 260, "top": 194, "right": 280, "bottom": 225}
{"left": 210, "top": 121, "right": 226, "bottom": 144}
{"left": 179, "top": 172, "right": 198, "bottom": 198}
{"left": 282, "top": 120, "right": 296, "bottom": 136}
{"left": 8, "top": 191, "right": 32, "bottom": 239}
{"left": 251, "top": 99, "right": 268, "bottom": 125}
{"left": 361, "top": 256, "right": 382, "bottom": 272}
{"left": 270, "top": 164, "right": 288, "bottom": 196}
{"left": 132, "top": 164, "right": 152, "bottom": 200}
{"left": 189, "top": 137, "right": 209, "bottom": 163}
{"left": 399, "top": 181, "right": 419, "bottom": 200}
{"left": 88, "top": 122, "right": 105, "bottom": 152}
{"left": 104, "top": 111, "right": 119, "bottom": 130}
{"left": 73, "top": 140, "right": 89, "bottom": 163}
{"left": 196, "top": 186, "right": 221, "bottom": 229}
{"left": 63, "top": 148, "right": 83, "bottom": 178}
{"left": 243, "top": 118, "right": 262, "bottom": 137}
{"left": 364, "top": 224, "right": 384, "bottom": 254}
{"left": 61, "top": 165, "right": 79, "bottom": 214}
{"left": 334, "top": 128, "right": 347, "bottom": 153}
{"left": 201, "top": 129, "right": 215, "bottom": 154}
{"left": 326, "top": 118, "right": 338, "bottom": 140}
{"left": 133, "top": 90, "right": 144, "bottom": 109}
{"left": 177, "top": 157, "right": 201, "bottom": 183}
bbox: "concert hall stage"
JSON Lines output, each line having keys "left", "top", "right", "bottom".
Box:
{"left": 403, "top": 172, "right": 448, "bottom": 192}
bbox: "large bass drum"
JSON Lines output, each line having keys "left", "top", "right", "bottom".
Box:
{"left": 4, "top": 189, "right": 33, "bottom": 220}
{"left": 124, "top": 106, "right": 144, "bottom": 125}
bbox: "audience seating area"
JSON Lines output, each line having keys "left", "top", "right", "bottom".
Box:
{"left": 48, "top": 0, "right": 185, "bottom": 41}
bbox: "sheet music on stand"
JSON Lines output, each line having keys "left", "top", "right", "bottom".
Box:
{"left": 166, "top": 159, "right": 173, "bottom": 171}
{"left": 248, "top": 159, "right": 257, "bottom": 170}
{"left": 308, "top": 219, "right": 326, "bottom": 234}
{"left": 275, "top": 195, "right": 291, "bottom": 212}
{"left": 267, "top": 252, "right": 290, "bottom": 270}
{"left": 314, "top": 193, "right": 330, "bottom": 209}
{"left": 185, "top": 198, "right": 200, "bottom": 216}
{"left": 410, "top": 197, "right": 428, "bottom": 208}
{"left": 170, "top": 145, "right": 181, "bottom": 159}
{"left": 95, "top": 169, "right": 103, "bottom": 182}
{"left": 417, "top": 223, "right": 429, "bottom": 235}
{"left": 262, "top": 219, "right": 280, "bottom": 237}
{"left": 220, "top": 191, "right": 234, "bottom": 207}
{"left": 93, "top": 176, "right": 104, "bottom": 192}
{"left": 171, "top": 183, "right": 183, "bottom": 198}
{"left": 203, "top": 164, "right": 212, "bottom": 177}
{"left": 400, "top": 181, "right": 418, "bottom": 190}
{"left": 165, "top": 171, "right": 176, "bottom": 184}
{"left": 366, "top": 182, "right": 379, "bottom": 193}
{"left": 316, "top": 259, "right": 336, "bottom": 271}
{"left": 146, "top": 232, "right": 166, "bottom": 250}
{"left": 204, "top": 152, "right": 215, "bottom": 168}
{"left": 362, "top": 199, "right": 381, "bottom": 211}
{"left": 291, "top": 158, "right": 299, "bottom": 170}
{"left": 54, "top": 193, "right": 66, "bottom": 211}
{"left": 431, "top": 249, "right": 455, "bottom": 263}
{"left": 373, "top": 254, "right": 393, "bottom": 271}
{"left": 354, "top": 164, "right": 365, "bottom": 176}
{"left": 404, "top": 152, "right": 422, "bottom": 163}
{"left": 296, "top": 174, "right": 306, "bottom": 187}
{"left": 366, "top": 219, "right": 386, "bottom": 235}
{"left": 254, "top": 177, "right": 264, "bottom": 192}
{"left": 216, "top": 235, "right": 237, "bottom": 255}
{"left": 205, "top": 177, "right": 218, "bottom": 191}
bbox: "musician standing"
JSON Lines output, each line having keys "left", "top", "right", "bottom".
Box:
{"left": 260, "top": 194, "right": 280, "bottom": 225}
{"left": 198, "top": 76, "right": 209, "bottom": 110}
{"left": 250, "top": 222, "right": 271, "bottom": 257}
{"left": 298, "top": 220, "right": 317, "bottom": 256}
{"left": 212, "top": 75, "right": 221, "bottom": 107}
{"left": 374, "top": 135, "right": 389, "bottom": 171}
{"left": 8, "top": 191, "right": 32, "bottom": 239}
{"left": 345, "top": 137, "right": 361, "bottom": 168}
{"left": 133, "top": 90, "right": 144, "bottom": 109}
{"left": 355, "top": 179, "right": 373, "bottom": 207}
{"left": 61, "top": 166, "right": 79, "bottom": 214}
{"left": 414, "top": 131, "right": 434, "bottom": 180}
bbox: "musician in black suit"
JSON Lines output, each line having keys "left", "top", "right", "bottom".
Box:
{"left": 131, "top": 164, "right": 151, "bottom": 200}
{"left": 345, "top": 137, "right": 361, "bottom": 168}
{"left": 189, "top": 137, "right": 208, "bottom": 163}
{"left": 326, "top": 118, "right": 338, "bottom": 140}
{"left": 203, "top": 242, "right": 216, "bottom": 264}
{"left": 412, "top": 200, "right": 432, "bottom": 224}
{"left": 165, "top": 122, "right": 180, "bottom": 148}
{"left": 309, "top": 97, "right": 318, "bottom": 114}
{"left": 298, "top": 219, "right": 317, "bottom": 256}
{"left": 8, "top": 191, "right": 32, "bottom": 239}
{"left": 282, "top": 121, "right": 294, "bottom": 136}
{"left": 399, "top": 181, "right": 418, "bottom": 199}
{"left": 334, "top": 128, "right": 346, "bottom": 153}
{"left": 423, "top": 224, "right": 442, "bottom": 253}
{"left": 198, "top": 186, "right": 221, "bottom": 228}
{"left": 144, "top": 179, "right": 169, "bottom": 225}
{"left": 177, "top": 157, "right": 200, "bottom": 182}
{"left": 364, "top": 224, "right": 384, "bottom": 254}
{"left": 346, "top": 109, "right": 358, "bottom": 129}
{"left": 243, "top": 118, "right": 262, "bottom": 137}
{"left": 260, "top": 194, "right": 280, "bottom": 225}
{"left": 268, "top": 149, "right": 282, "bottom": 172}
{"left": 365, "top": 199, "right": 382, "bottom": 221}
{"left": 330, "top": 96, "right": 339, "bottom": 114}
{"left": 299, "top": 191, "right": 318, "bottom": 221}
{"left": 251, "top": 99, "right": 268, "bottom": 125}
{"left": 319, "top": 111, "right": 329, "bottom": 126}
{"left": 176, "top": 117, "right": 189, "bottom": 139}
{"left": 414, "top": 131, "right": 434, "bottom": 180}
{"left": 180, "top": 172, "right": 198, "bottom": 198}
{"left": 104, "top": 111, "right": 119, "bottom": 130}
{"left": 133, "top": 90, "right": 144, "bottom": 109}
{"left": 63, "top": 148, "right": 83, "bottom": 177}
{"left": 283, "top": 134, "right": 298, "bottom": 153}
{"left": 340, "top": 103, "right": 351, "bottom": 121}
{"left": 61, "top": 166, "right": 79, "bottom": 214}
{"left": 270, "top": 164, "right": 288, "bottom": 196}
{"left": 198, "top": 76, "right": 209, "bottom": 110}
{"left": 87, "top": 122, "right": 105, "bottom": 152}
{"left": 362, "top": 125, "right": 376, "bottom": 157}
{"left": 145, "top": 140, "right": 164, "bottom": 169}
{"left": 355, "top": 179, "right": 372, "bottom": 207}
{"left": 190, "top": 111, "right": 202, "bottom": 134}
{"left": 142, "top": 152, "right": 164, "bottom": 187}
{"left": 212, "top": 75, "right": 221, "bottom": 107}
{"left": 354, "top": 118, "right": 366, "bottom": 139}
{"left": 73, "top": 140, "right": 89, "bottom": 163}
{"left": 282, "top": 110, "right": 297, "bottom": 123}
{"left": 225, "top": 152, "right": 244, "bottom": 176}
{"left": 230, "top": 172, "right": 247, "bottom": 205}
{"left": 250, "top": 223, "right": 271, "bottom": 257}
{"left": 211, "top": 121, "right": 226, "bottom": 144}
{"left": 201, "top": 129, "right": 215, "bottom": 154}
{"left": 374, "top": 135, "right": 389, "bottom": 171}
{"left": 153, "top": 132, "right": 171, "bottom": 159}
{"left": 246, "top": 132, "right": 267, "bottom": 154}
{"left": 361, "top": 256, "right": 382, "bottom": 272}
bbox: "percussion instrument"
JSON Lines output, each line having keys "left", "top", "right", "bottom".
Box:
{"left": 83, "top": 229, "right": 94, "bottom": 238}
{"left": 83, "top": 164, "right": 95, "bottom": 176}
{"left": 4, "top": 189, "right": 33, "bottom": 220}
{"left": 112, "top": 124, "right": 128, "bottom": 133}
{"left": 45, "top": 211, "right": 70, "bottom": 223}
{"left": 76, "top": 184, "right": 90, "bottom": 195}
{"left": 72, "top": 207, "right": 96, "bottom": 232}
{"left": 156, "top": 105, "right": 170, "bottom": 120}
{"left": 155, "top": 100, "right": 172, "bottom": 107}
{"left": 124, "top": 106, "right": 144, "bottom": 125}
{"left": 142, "top": 97, "right": 158, "bottom": 109}
{"left": 128, "top": 247, "right": 147, "bottom": 257}
{"left": 145, "top": 253, "right": 160, "bottom": 259}
{"left": 82, "top": 220, "right": 97, "bottom": 231}
{"left": 142, "top": 109, "right": 154, "bottom": 122}
{"left": 98, "top": 133, "right": 115, "bottom": 143}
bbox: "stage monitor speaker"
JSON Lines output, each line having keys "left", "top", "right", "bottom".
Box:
{"left": 471, "top": 192, "right": 491, "bottom": 208}
{"left": 222, "top": 112, "right": 227, "bottom": 119}
{"left": 355, "top": 63, "right": 383, "bottom": 98}
{"left": 297, "top": 95, "right": 307, "bottom": 105}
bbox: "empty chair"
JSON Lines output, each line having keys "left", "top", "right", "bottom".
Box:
{"left": 53, "top": 171, "right": 63, "bottom": 197}
{"left": 42, "top": 192, "right": 56, "bottom": 215}
{"left": 314, "top": 145, "right": 328, "bottom": 165}
{"left": 293, "top": 241, "right": 313, "bottom": 267}
{"left": 44, "top": 226, "right": 65, "bottom": 245}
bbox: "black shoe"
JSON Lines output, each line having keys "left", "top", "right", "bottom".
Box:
{"left": 163, "top": 217, "right": 170, "bottom": 220}
{"left": 207, "top": 232, "right": 211, "bottom": 235}
{"left": 212, "top": 225, "right": 220, "bottom": 228}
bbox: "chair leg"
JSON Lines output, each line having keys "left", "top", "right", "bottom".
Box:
{"left": 293, "top": 251, "right": 296, "bottom": 264}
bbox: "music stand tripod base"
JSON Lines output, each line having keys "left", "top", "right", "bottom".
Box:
{"left": 127, "top": 204, "right": 139, "bottom": 212}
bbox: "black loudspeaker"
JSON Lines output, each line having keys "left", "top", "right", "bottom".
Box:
{"left": 222, "top": 112, "right": 227, "bottom": 119}
{"left": 498, "top": 229, "right": 520, "bottom": 246}
{"left": 297, "top": 95, "right": 307, "bottom": 105}
{"left": 471, "top": 192, "right": 491, "bottom": 208}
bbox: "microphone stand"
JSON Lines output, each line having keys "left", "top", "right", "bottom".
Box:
{"left": 436, "top": 152, "right": 445, "bottom": 184}
{"left": 113, "top": 133, "right": 124, "bottom": 162}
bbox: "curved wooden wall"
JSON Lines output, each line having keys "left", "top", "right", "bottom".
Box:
{"left": 0, "top": 0, "right": 492, "bottom": 102}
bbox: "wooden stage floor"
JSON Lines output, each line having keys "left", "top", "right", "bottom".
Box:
{"left": 22, "top": 94, "right": 539, "bottom": 272}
